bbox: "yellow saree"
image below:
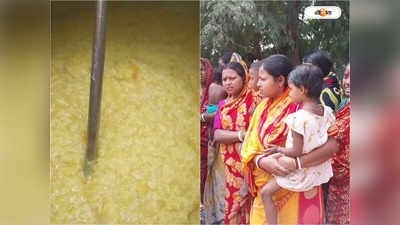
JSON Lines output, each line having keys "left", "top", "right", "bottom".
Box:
{"left": 241, "top": 88, "right": 326, "bottom": 224}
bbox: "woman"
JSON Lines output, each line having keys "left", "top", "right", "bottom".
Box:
{"left": 201, "top": 58, "right": 214, "bottom": 206}
{"left": 218, "top": 52, "right": 234, "bottom": 66}
{"left": 241, "top": 55, "right": 339, "bottom": 224}
{"left": 303, "top": 50, "right": 341, "bottom": 112}
{"left": 218, "top": 52, "right": 249, "bottom": 71}
{"left": 203, "top": 65, "right": 227, "bottom": 225}
{"left": 326, "top": 63, "right": 350, "bottom": 224}
{"left": 213, "top": 61, "right": 258, "bottom": 224}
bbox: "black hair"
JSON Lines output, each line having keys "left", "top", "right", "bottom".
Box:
{"left": 213, "top": 66, "right": 223, "bottom": 85}
{"left": 219, "top": 52, "right": 234, "bottom": 65}
{"left": 288, "top": 64, "right": 323, "bottom": 100}
{"left": 261, "top": 54, "right": 293, "bottom": 87}
{"left": 223, "top": 62, "right": 246, "bottom": 81}
{"left": 200, "top": 58, "right": 206, "bottom": 67}
{"left": 302, "top": 50, "right": 332, "bottom": 77}
{"left": 249, "top": 60, "right": 263, "bottom": 71}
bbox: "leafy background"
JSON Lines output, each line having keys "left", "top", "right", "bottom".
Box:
{"left": 201, "top": 0, "right": 349, "bottom": 79}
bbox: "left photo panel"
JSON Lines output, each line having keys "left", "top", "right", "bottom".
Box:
{"left": 50, "top": 1, "right": 200, "bottom": 224}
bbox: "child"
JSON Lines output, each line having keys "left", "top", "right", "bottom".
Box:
{"left": 207, "top": 66, "right": 227, "bottom": 113}
{"left": 204, "top": 66, "right": 227, "bottom": 148}
{"left": 201, "top": 66, "right": 227, "bottom": 124}
{"left": 248, "top": 60, "right": 262, "bottom": 92}
{"left": 248, "top": 60, "right": 263, "bottom": 111}
{"left": 260, "top": 64, "right": 335, "bottom": 224}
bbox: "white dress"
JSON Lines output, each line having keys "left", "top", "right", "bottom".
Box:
{"left": 275, "top": 106, "right": 335, "bottom": 192}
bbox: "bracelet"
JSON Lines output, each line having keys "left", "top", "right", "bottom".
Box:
{"left": 255, "top": 155, "right": 263, "bottom": 169}
{"left": 201, "top": 114, "right": 206, "bottom": 122}
{"left": 238, "top": 130, "right": 244, "bottom": 142}
{"left": 296, "top": 157, "right": 302, "bottom": 169}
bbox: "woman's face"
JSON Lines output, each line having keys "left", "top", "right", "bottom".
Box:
{"left": 248, "top": 68, "right": 259, "bottom": 91}
{"left": 218, "top": 59, "right": 225, "bottom": 67}
{"left": 342, "top": 64, "right": 350, "bottom": 97}
{"left": 222, "top": 68, "right": 244, "bottom": 98}
{"left": 200, "top": 61, "right": 207, "bottom": 86}
{"left": 257, "top": 67, "right": 284, "bottom": 99}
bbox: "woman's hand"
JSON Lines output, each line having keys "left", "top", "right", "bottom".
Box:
{"left": 239, "top": 130, "right": 246, "bottom": 142}
{"left": 238, "top": 179, "right": 249, "bottom": 197}
{"left": 299, "top": 136, "right": 339, "bottom": 168}
{"left": 201, "top": 112, "right": 216, "bottom": 125}
{"left": 214, "top": 129, "right": 245, "bottom": 144}
{"left": 249, "top": 107, "right": 255, "bottom": 116}
{"left": 263, "top": 144, "right": 279, "bottom": 155}
{"left": 201, "top": 113, "right": 207, "bottom": 124}
{"left": 259, "top": 153, "right": 292, "bottom": 176}
{"left": 208, "top": 138, "right": 216, "bottom": 148}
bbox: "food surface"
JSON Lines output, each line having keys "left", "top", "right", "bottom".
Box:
{"left": 51, "top": 3, "right": 199, "bottom": 224}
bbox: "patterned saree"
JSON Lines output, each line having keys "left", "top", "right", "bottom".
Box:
{"left": 201, "top": 58, "right": 214, "bottom": 204}
{"left": 327, "top": 99, "right": 350, "bottom": 224}
{"left": 241, "top": 88, "right": 337, "bottom": 224}
{"left": 214, "top": 63, "right": 258, "bottom": 224}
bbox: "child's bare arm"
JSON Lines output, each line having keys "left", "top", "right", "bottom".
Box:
{"left": 208, "top": 84, "right": 227, "bottom": 105}
{"left": 277, "top": 131, "right": 303, "bottom": 157}
{"left": 214, "top": 86, "right": 227, "bottom": 103}
{"left": 204, "top": 112, "right": 216, "bottom": 124}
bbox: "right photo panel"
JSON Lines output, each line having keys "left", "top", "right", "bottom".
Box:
{"left": 200, "top": 1, "right": 349, "bottom": 224}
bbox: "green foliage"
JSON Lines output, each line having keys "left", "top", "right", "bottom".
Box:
{"left": 200, "top": 0, "right": 258, "bottom": 64}
{"left": 201, "top": 0, "right": 349, "bottom": 76}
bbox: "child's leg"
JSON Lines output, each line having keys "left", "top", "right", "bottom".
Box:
{"left": 261, "top": 177, "right": 281, "bottom": 225}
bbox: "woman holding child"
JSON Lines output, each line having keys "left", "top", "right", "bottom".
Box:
{"left": 241, "top": 54, "right": 340, "bottom": 224}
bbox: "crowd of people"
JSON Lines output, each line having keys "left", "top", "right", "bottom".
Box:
{"left": 200, "top": 51, "right": 350, "bottom": 225}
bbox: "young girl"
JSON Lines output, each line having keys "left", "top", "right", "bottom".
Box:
{"left": 206, "top": 66, "right": 227, "bottom": 116}
{"left": 260, "top": 64, "right": 335, "bottom": 224}
{"left": 248, "top": 60, "right": 262, "bottom": 92}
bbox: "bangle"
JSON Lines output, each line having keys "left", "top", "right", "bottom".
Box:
{"left": 296, "top": 157, "right": 302, "bottom": 169}
{"left": 201, "top": 114, "right": 206, "bottom": 122}
{"left": 238, "top": 130, "right": 244, "bottom": 142}
{"left": 255, "top": 155, "right": 263, "bottom": 169}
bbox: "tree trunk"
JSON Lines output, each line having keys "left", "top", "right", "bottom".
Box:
{"left": 287, "top": 1, "right": 300, "bottom": 66}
